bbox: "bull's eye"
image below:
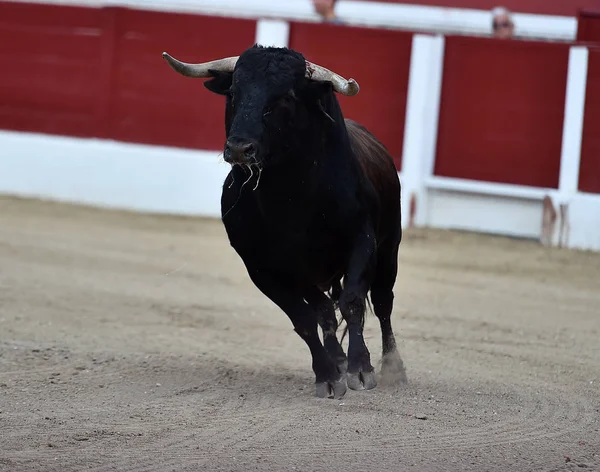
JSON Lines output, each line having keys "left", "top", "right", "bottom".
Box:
{"left": 262, "top": 94, "right": 295, "bottom": 127}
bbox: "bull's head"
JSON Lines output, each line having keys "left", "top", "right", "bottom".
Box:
{"left": 162, "top": 45, "right": 359, "bottom": 167}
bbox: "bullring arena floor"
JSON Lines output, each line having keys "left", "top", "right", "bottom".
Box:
{"left": 0, "top": 196, "right": 599, "bottom": 471}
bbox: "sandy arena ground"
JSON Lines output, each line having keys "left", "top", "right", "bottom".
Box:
{"left": 0, "top": 196, "right": 599, "bottom": 471}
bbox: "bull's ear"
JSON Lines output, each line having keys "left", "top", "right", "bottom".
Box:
{"left": 204, "top": 70, "right": 233, "bottom": 95}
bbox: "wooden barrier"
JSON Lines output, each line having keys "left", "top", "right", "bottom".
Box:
{"left": 0, "top": 1, "right": 599, "bottom": 251}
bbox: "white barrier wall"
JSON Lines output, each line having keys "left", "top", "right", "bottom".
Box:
{"left": 0, "top": 131, "right": 228, "bottom": 217}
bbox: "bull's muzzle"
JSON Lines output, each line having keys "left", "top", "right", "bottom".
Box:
{"left": 224, "top": 137, "right": 258, "bottom": 165}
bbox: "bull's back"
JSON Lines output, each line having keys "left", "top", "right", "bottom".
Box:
{"left": 345, "top": 119, "right": 401, "bottom": 242}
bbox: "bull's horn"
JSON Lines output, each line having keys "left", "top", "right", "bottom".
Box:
{"left": 162, "top": 52, "right": 238, "bottom": 78}
{"left": 162, "top": 52, "right": 359, "bottom": 95}
{"left": 305, "top": 61, "right": 360, "bottom": 96}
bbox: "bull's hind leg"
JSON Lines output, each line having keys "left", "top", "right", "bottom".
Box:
{"left": 304, "top": 288, "right": 348, "bottom": 376}
{"left": 339, "top": 224, "right": 377, "bottom": 391}
{"left": 370, "top": 240, "right": 407, "bottom": 385}
{"left": 247, "top": 269, "right": 346, "bottom": 399}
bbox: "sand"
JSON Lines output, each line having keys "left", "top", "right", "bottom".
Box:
{"left": 0, "top": 196, "right": 598, "bottom": 471}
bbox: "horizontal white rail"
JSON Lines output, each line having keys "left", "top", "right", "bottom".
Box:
{"left": 0, "top": 130, "right": 229, "bottom": 217}
{"left": 0, "top": 0, "right": 577, "bottom": 41}
{"left": 425, "top": 176, "right": 553, "bottom": 201}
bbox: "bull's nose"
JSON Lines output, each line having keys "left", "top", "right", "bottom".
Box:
{"left": 224, "top": 138, "right": 257, "bottom": 164}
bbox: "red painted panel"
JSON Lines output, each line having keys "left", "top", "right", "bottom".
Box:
{"left": 109, "top": 8, "right": 255, "bottom": 150}
{"left": 0, "top": 2, "right": 256, "bottom": 149}
{"left": 579, "top": 48, "right": 600, "bottom": 193}
{"left": 362, "top": 0, "right": 599, "bottom": 17}
{"left": 289, "top": 21, "right": 412, "bottom": 169}
{"left": 434, "top": 36, "right": 569, "bottom": 188}
{"left": 577, "top": 10, "right": 600, "bottom": 43}
{"left": 0, "top": 2, "right": 108, "bottom": 138}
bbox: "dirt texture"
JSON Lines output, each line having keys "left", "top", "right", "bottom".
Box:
{"left": 0, "top": 196, "right": 599, "bottom": 472}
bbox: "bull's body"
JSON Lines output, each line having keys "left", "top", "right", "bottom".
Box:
{"left": 222, "top": 118, "right": 400, "bottom": 293}
{"left": 163, "top": 45, "right": 407, "bottom": 398}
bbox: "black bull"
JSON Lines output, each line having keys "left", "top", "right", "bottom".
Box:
{"left": 162, "top": 45, "right": 407, "bottom": 399}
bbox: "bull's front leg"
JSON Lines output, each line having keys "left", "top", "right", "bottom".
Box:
{"left": 339, "top": 222, "right": 377, "bottom": 391}
{"left": 304, "top": 287, "right": 348, "bottom": 376}
{"left": 246, "top": 267, "right": 347, "bottom": 399}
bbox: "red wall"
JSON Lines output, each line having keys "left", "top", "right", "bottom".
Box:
{"left": 579, "top": 48, "right": 600, "bottom": 193}
{"left": 289, "top": 22, "right": 412, "bottom": 169}
{"left": 0, "top": 3, "right": 109, "bottom": 139}
{"left": 434, "top": 35, "right": 569, "bottom": 188}
{"left": 108, "top": 8, "right": 255, "bottom": 150}
{"left": 362, "top": 0, "right": 600, "bottom": 17}
{"left": 0, "top": 2, "right": 256, "bottom": 150}
{"left": 577, "top": 10, "right": 600, "bottom": 43}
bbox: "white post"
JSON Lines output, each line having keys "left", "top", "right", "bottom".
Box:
{"left": 399, "top": 34, "right": 445, "bottom": 229}
{"left": 255, "top": 18, "right": 290, "bottom": 48}
{"left": 553, "top": 46, "right": 588, "bottom": 246}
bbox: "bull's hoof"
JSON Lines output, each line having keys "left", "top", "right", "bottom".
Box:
{"left": 380, "top": 351, "right": 408, "bottom": 386}
{"left": 347, "top": 370, "right": 377, "bottom": 391}
{"left": 315, "top": 379, "right": 347, "bottom": 399}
